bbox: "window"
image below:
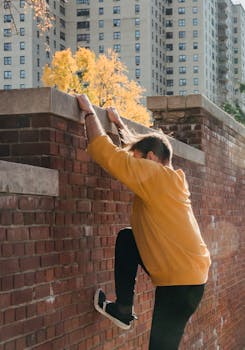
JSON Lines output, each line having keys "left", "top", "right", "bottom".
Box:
{"left": 166, "top": 32, "right": 173, "bottom": 39}
{"left": 113, "top": 19, "right": 120, "bottom": 27}
{"left": 178, "top": 19, "right": 185, "bottom": 26}
{"left": 166, "top": 8, "right": 173, "bottom": 15}
{"left": 4, "top": 85, "right": 12, "bottom": 90}
{"left": 99, "top": 20, "right": 104, "bottom": 28}
{"left": 167, "top": 79, "right": 174, "bottom": 87}
{"left": 4, "top": 29, "right": 12, "bottom": 37}
{"left": 99, "top": 45, "right": 104, "bottom": 53}
{"left": 135, "top": 30, "right": 140, "bottom": 40}
{"left": 192, "top": 7, "right": 198, "bottom": 13}
{"left": 20, "top": 42, "right": 25, "bottom": 50}
{"left": 20, "top": 13, "right": 25, "bottom": 21}
{"left": 4, "top": 71, "right": 12, "bottom": 79}
{"left": 193, "top": 66, "right": 199, "bottom": 73}
{"left": 135, "top": 18, "right": 140, "bottom": 26}
{"left": 166, "top": 91, "right": 174, "bottom": 96}
{"left": 135, "top": 43, "right": 140, "bottom": 52}
{"left": 234, "top": 68, "right": 238, "bottom": 74}
{"left": 99, "top": 7, "right": 104, "bottom": 15}
{"left": 4, "top": 43, "right": 12, "bottom": 51}
{"left": 135, "top": 69, "right": 140, "bottom": 78}
{"left": 135, "top": 56, "right": 140, "bottom": 65}
{"left": 234, "top": 58, "right": 238, "bottom": 64}
{"left": 4, "top": 15, "right": 12, "bottom": 23}
{"left": 77, "top": 21, "right": 90, "bottom": 29}
{"left": 113, "top": 44, "right": 121, "bottom": 52}
{"left": 179, "top": 79, "right": 186, "bottom": 86}
{"left": 76, "top": 0, "right": 90, "bottom": 3}
{"left": 193, "top": 18, "right": 198, "bottom": 26}
{"left": 179, "top": 66, "right": 186, "bottom": 74}
{"left": 135, "top": 4, "right": 140, "bottom": 14}
{"left": 4, "top": 57, "right": 12, "bottom": 65}
{"left": 20, "top": 84, "right": 25, "bottom": 88}
{"left": 99, "top": 32, "right": 104, "bottom": 40}
{"left": 19, "top": 28, "right": 25, "bottom": 36}
{"left": 193, "top": 54, "right": 198, "bottom": 61}
{"left": 20, "top": 0, "right": 25, "bottom": 7}
{"left": 179, "top": 43, "right": 186, "bottom": 50}
{"left": 193, "top": 78, "right": 199, "bottom": 85}
{"left": 179, "top": 55, "right": 186, "bottom": 62}
{"left": 179, "top": 0, "right": 185, "bottom": 2}
{"left": 179, "top": 31, "right": 185, "bottom": 38}
{"left": 77, "top": 9, "right": 90, "bottom": 16}
{"left": 166, "top": 67, "right": 173, "bottom": 74}
{"left": 20, "top": 70, "right": 26, "bottom": 79}
{"left": 179, "top": 90, "right": 186, "bottom": 96}
{"left": 113, "top": 31, "right": 120, "bottom": 39}
{"left": 166, "top": 44, "right": 173, "bottom": 51}
{"left": 166, "top": 56, "right": 173, "bottom": 63}
{"left": 77, "top": 33, "right": 90, "bottom": 42}
{"left": 60, "top": 18, "right": 66, "bottom": 28}
{"left": 193, "top": 30, "right": 198, "bottom": 38}
{"left": 178, "top": 7, "right": 185, "bottom": 14}
{"left": 113, "top": 6, "right": 120, "bottom": 14}
{"left": 60, "top": 5, "right": 65, "bottom": 15}
{"left": 166, "top": 20, "right": 173, "bottom": 27}
{"left": 4, "top": 0, "right": 10, "bottom": 8}
{"left": 193, "top": 42, "right": 198, "bottom": 49}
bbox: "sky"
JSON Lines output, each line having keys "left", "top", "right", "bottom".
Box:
{"left": 232, "top": 0, "right": 245, "bottom": 9}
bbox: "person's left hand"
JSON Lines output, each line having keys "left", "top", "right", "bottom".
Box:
{"left": 76, "top": 94, "right": 95, "bottom": 114}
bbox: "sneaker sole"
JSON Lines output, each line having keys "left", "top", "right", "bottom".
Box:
{"left": 94, "top": 289, "right": 131, "bottom": 330}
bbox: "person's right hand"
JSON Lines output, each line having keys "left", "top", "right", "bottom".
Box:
{"left": 107, "top": 107, "right": 123, "bottom": 129}
{"left": 76, "top": 94, "right": 95, "bottom": 114}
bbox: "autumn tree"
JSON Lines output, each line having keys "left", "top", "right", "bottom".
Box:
{"left": 42, "top": 48, "right": 151, "bottom": 126}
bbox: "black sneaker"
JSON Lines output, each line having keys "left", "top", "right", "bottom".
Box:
{"left": 94, "top": 289, "right": 137, "bottom": 330}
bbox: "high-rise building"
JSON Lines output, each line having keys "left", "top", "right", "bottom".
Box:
{"left": 0, "top": 0, "right": 67, "bottom": 90}
{"left": 1, "top": 0, "right": 245, "bottom": 108}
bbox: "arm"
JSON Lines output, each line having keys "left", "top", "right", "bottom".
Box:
{"left": 106, "top": 107, "right": 135, "bottom": 145}
{"left": 76, "top": 94, "right": 105, "bottom": 143}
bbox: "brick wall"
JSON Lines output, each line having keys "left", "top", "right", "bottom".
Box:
{"left": 148, "top": 95, "right": 245, "bottom": 350}
{"left": 0, "top": 89, "right": 244, "bottom": 349}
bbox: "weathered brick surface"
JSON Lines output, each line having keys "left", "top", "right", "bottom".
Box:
{"left": 0, "top": 93, "right": 244, "bottom": 350}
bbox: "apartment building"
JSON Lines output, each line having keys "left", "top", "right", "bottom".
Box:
{"left": 0, "top": 0, "right": 67, "bottom": 90}
{"left": 1, "top": 0, "right": 245, "bottom": 108}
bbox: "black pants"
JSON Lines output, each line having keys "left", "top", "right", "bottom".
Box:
{"left": 115, "top": 228, "right": 205, "bottom": 350}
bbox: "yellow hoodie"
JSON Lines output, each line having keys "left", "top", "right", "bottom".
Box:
{"left": 87, "top": 135, "right": 211, "bottom": 286}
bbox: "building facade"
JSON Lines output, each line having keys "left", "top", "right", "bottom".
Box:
{"left": 1, "top": 0, "right": 245, "bottom": 107}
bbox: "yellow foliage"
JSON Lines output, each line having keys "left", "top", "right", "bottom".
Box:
{"left": 42, "top": 48, "right": 151, "bottom": 126}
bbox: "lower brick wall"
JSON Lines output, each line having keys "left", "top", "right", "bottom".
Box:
{"left": 0, "top": 89, "right": 244, "bottom": 350}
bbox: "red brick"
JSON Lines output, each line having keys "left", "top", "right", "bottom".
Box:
{"left": 20, "top": 256, "right": 40, "bottom": 271}
{"left": 0, "top": 293, "right": 11, "bottom": 309}
{"left": 0, "top": 130, "right": 19, "bottom": 143}
{"left": 30, "top": 226, "right": 50, "bottom": 240}
{"left": 0, "top": 228, "right": 6, "bottom": 241}
{"left": 19, "top": 130, "right": 39, "bottom": 142}
{"left": 0, "top": 259, "right": 19, "bottom": 275}
{"left": 0, "top": 211, "right": 12, "bottom": 225}
{"left": 0, "top": 196, "right": 18, "bottom": 210}
{"left": 11, "top": 143, "right": 50, "bottom": 156}
{"left": 18, "top": 196, "right": 40, "bottom": 210}
{"left": 7, "top": 227, "right": 29, "bottom": 241}
{"left": 12, "top": 288, "right": 32, "bottom": 305}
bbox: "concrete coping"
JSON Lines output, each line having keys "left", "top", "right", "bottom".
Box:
{"left": 0, "top": 87, "right": 205, "bottom": 165}
{"left": 0, "top": 160, "right": 59, "bottom": 196}
{"left": 147, "top": 94, "right": 245, "bottom": 137}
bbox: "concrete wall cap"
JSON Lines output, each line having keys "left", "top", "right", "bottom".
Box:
{"left": 0, "top": 160, "right": 59, "bottom": 196}
{"left": 147, "top": 94, "right": 245, "bottom": 137}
